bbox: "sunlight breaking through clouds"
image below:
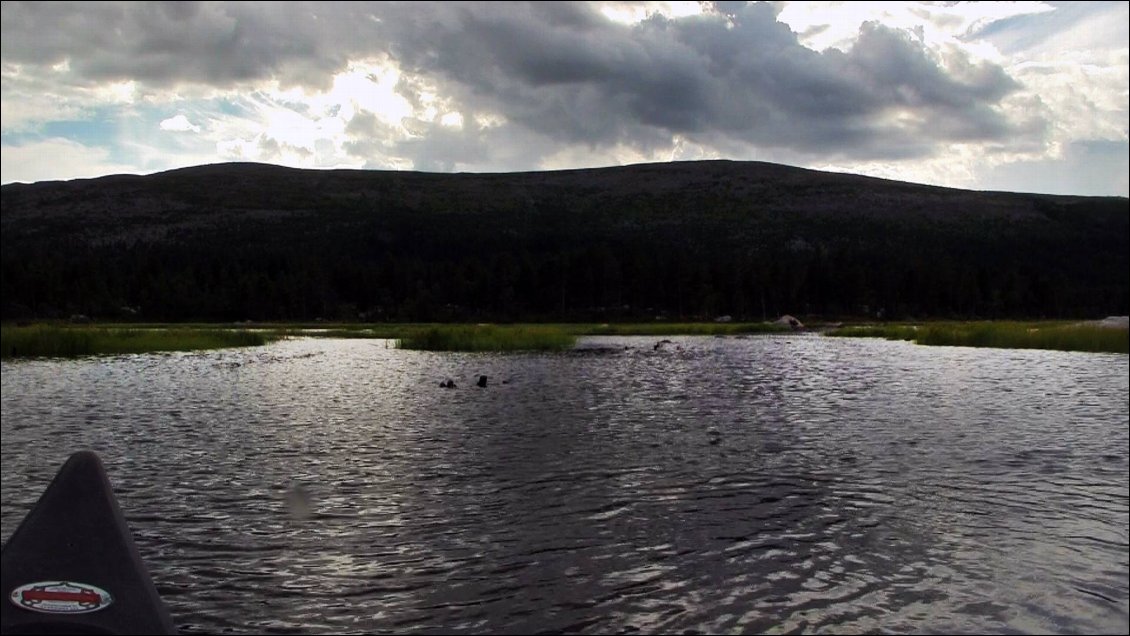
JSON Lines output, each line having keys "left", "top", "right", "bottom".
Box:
{"left": 0, "top": 1, "right": 1126, "bottom": 195}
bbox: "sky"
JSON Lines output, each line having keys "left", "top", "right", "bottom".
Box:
{"left": 1, "top": 1, "right": 1127, "bottom": 196}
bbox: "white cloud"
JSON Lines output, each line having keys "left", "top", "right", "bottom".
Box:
{"left": 777, "top": 1, "right": 1055, "bottom": 53}
{"left": 599, "top": 1, "right": 703, "bottom": 25}
{"left": 1, "top": 138, "right": 136, "bottom": 184}
{"left": 439, "top": 111, "right": 464, "bottom": 128}
{"left": 159, "top": 114, "right": 200, "bottom": 132}
{"left": 1, "top": 63, "right": 95, "bottom": 132}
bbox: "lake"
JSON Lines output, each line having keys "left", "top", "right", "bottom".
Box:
{"left": 2, "top": 335, "right": 1127, "bottom": 634}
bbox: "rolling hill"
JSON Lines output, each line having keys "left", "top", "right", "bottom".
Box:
{"left": 2, "top": 160, "right": 1126, "bottom": 322}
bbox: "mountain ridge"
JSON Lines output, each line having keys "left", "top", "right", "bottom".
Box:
{"left": 6, "top": 159, "right": 1125, "bottom": 199}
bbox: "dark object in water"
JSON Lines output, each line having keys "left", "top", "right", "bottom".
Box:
{"left": 477, "top": 375, "right": 488, "bottom": 388}
{"left": 707, "top": 427, "right": 722, "bottom": 445}
{"left": 1, "top": 451, "right": 176, "bottom": 635}
{"left": 440, "top": 379, "right": 456, "bottom": 389}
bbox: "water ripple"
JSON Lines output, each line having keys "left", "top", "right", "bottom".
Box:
{"left": 2, "top": 336, "right": 1127, "bottom": 634}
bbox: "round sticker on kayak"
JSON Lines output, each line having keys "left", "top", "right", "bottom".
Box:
{"left": 10, "top": 581, "right": 112, "bottom": 614}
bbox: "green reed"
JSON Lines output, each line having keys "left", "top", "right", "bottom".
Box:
{"left": 827, "top": 321, "right": 1127, "bottom": 354}
{"left": 1, "top": 325, "right": 275, "bottom": 359}
{"left": 396, "top": 324, "right": 576, "bottom": 352}
{"left": 565, "top": 322, "right": 790, "bottom": 336}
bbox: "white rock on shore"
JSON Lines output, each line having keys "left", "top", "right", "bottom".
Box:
{"left": 1090, "top": 316, "right": 1129, "bottom": 329}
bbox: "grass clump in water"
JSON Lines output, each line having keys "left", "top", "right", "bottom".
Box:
{"left": 1, "top": 325, "right": 275, "bottom": 359}
{"left": 827, "top": 325, "right": 920, "bottom": 341}
{"left": 569, "top": 322, "right": 789, "bottom": 336}
{"left": 397, "top": 325, "right": 576, "bottom": 352}
{"left": 827, "top": 321, "right": 1127, "bottom": 354}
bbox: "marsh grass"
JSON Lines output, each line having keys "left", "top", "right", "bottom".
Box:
{"left": 566, "top": 322, "right": 790, "bottom": 336}
{"left": 828, "top": 321, "right": 1128, "bottom": 354}
{"left": 397, "top": 325, "right": 576, "bottom": 352}
{"left": 393, "top": 322, "right": 790, "bottom": 351}
{"left": 1, "top": 325, "right": 275, "bottom": 359}
{"left": 270, "top": 322, "right": 789, "bottom": 339}
{"left": 270, "top": 324, "right": 431, "bottom": 340}
{"left": 24, "top": 319, "right": 1117, "bottom": 358}
{"left": 0, "top": 322, "right": 787, "bottom": 358}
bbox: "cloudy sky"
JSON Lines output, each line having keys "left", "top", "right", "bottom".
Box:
{"left": 2, "top": 1, "right": 1127, "bottom": 196}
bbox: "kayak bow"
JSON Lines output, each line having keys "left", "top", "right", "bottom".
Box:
{"left": 1, "top": 451, "right": 176, "bottom": 635}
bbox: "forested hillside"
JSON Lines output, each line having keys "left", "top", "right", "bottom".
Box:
{"left": 2, "top": 160, "right": 1126, "bottom": 322}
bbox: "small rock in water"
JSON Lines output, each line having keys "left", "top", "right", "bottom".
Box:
{"left": 477, "top": 375, "right": 488, "bottom": 388}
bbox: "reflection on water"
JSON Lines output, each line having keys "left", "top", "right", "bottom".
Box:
{"left": 2, "top": 336, "right": 1127, "bottom": 634}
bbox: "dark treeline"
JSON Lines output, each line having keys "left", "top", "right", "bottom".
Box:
{"left": 2, "top": 161, "right": 1127, "bottom": 322}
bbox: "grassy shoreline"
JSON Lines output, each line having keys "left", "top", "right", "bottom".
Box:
{"left": 1, "top": 325, "right": 278, "bottom": 359}
{"left": 1, "top": 321, "right": 790, "bottom": 358}
{"left": 397, "top": 325, "right": 576, "bottom": 352}
{"left": 826, "top": 321, "right": 1128, "bottom": 354}
{"left": 3, "top": 319, "right": 1125, "bottom": 358}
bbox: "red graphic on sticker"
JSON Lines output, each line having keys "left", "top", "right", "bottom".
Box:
{"left": 10, "top": 581, "right": 112, "bottom": 614}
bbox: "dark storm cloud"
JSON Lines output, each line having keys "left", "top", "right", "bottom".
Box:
{"left": 1, "top": 1, "right": 1036, "bottom": 163}
{"left": 367, "top": 1, "right": 1030, "bottom": 160}
{"left": 0, "top": 1, "right": 366, "bottom": 89}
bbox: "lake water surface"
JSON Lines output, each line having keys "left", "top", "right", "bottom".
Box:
{"left": 2, "top": 335, "right": 1127, "bottom": 634}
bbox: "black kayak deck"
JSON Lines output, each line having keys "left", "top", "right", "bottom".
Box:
{"left": 1, "top": 451, "right": 176, "bottom": 635}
